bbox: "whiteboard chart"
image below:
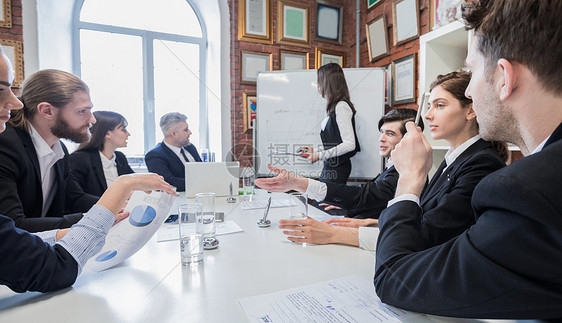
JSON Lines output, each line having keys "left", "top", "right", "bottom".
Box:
{"left": 255, "top": 68, "right": 385, "bottom": 179}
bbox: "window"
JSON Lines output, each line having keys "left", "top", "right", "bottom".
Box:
{"left": 75, "top": 0, "right": 207, "bottom": 156}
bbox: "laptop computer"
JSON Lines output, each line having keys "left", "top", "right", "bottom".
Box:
{"left": 184, "top": 162, "right": 240, "bottom": 198}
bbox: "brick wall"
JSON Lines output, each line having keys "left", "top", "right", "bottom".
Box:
{"left": 229, "top": 0, "right": 358, "bottom": 167}
{"left": 0, "top": 0, "right": 23, "bottom": 92}
{"left": 360, "top": 0, "right": 429, "bottom": 113}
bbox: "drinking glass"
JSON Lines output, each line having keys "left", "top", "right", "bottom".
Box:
{"left": 289, "top": 193, "right": 308, "bottom": 220}
{"left": 195, "top": 192, "right": 219, "bottom": 249}
{"left": 178, "top": 203, "right": 203, "bottom": 266}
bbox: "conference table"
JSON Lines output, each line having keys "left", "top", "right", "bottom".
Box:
{"left": 0, "top": 190, "right": 527, "bottom": 323}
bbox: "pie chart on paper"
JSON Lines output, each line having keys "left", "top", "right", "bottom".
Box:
{"left": 128, "top": 205, "right": 157, "bottom": 227}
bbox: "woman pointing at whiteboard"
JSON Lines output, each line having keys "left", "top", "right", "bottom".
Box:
{"left": 300, "top": 63, "right": 360, "bottom": 184}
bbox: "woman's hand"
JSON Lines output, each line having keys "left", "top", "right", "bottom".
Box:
{"left": 279, "top": 217, "right": 339, "bottom": 244}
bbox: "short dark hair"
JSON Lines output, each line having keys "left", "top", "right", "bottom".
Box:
{"left": 378, "top": 108, "right": 423, "bottom": 136}
{"left": 78, "top": 111, "right": 127, "bottom": 151}
{"left": 462, "top": 0, "right": 562, "bottom": 94}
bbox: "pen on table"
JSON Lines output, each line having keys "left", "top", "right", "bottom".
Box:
{"left": 257, "top": 196, "right": 272, "bottom": 227}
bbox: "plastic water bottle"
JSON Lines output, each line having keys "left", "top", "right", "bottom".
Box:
{"left": 201, "top": 149, "right": 209, "bottom": 162}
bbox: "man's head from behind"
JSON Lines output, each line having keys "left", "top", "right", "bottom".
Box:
{"left": 377, "top": 108, "right": 422, "bottom": 158}
{"left": 160, "top": 112, "right": 192, "bottom": 148}
{"left": 10, "top": 69, "right": 95, "bottom": 143}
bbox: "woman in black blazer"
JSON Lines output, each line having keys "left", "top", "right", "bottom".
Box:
{"left": 300, "top": 63, "right": 360, "bottom": 184}
{"left": 70, "top": 111, "right": 134, "bottom": 198}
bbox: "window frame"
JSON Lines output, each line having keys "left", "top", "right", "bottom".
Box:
{"left": 71, "top": 0, "right": 209, "bottom": 154}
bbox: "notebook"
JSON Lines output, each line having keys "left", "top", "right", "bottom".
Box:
{"left": 184, "top": 162, "right": 240, "bottom": 198}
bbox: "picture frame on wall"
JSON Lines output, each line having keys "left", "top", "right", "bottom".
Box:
{"left": 241, "top": 50, "right": 273, "bottom": 85}
{"left": 278, "top": 0, "right": 309, "bottom": 47}
{"left": 280, "top": 50, "right": 309, "bottom": 70}
{"left": 391, "top": 54, "right": 415, "bottom": 105}
{"left": 315, "top": 48, "right": 344, "bottom": 68}
{"left": 365, "top": 14, "right": 389, "bottom": 62}
{"left": 367, "top": 0, "right": 383, "bottom": 10}
{"left": 316, "top": 1, "right": 342, "bottom": 43}
{"left": 384, "top": 64, "right": 391, "bottom": 107}
{"left": 0, "top": 40, "right": 23, "bottom": 88}
{"left": 238, "top": 0, "right": 272, "bottom": 44}
{"left": 431, "top": 0, "right": 463, "bottom": 30}
{"left": 243, "top": 92, "right": 257, "bottom": 132}
{"left": 0, "top": 0, "right": 12, "bottom": 28}
{"left": 392, "top": 0, "right": 419, "bottom": 46}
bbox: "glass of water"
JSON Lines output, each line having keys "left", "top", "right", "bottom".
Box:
{"left": 289, "top": 193, "right": 308, "bottom": 220}
{"left": 195, "top": 192, "right": 219, "bottom": 249}
{"left": 243, "top": 173, "right": 255, "bottom": 201}
{"left": 178, "top": 203, "right": 203, "bottom": 266}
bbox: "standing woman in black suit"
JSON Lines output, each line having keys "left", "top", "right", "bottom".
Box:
{"left": 300, "top": 63, "right": 360, "bottom": 184}
{"left": 69, "top": 111, "right": 134, "bottom": 198}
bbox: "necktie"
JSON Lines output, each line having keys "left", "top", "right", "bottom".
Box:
{"left": 180, "top": 149, "right": 190, "bottom": 162}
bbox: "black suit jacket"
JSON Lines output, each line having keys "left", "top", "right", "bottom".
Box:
{"left": 323, "top": 165, "right": 398, "bottom": 219}
{"left": 418, "top": 139, "right": 505, "bottom": 248}
{"left": 0, "top": 214, "right": 78, "bottom": 293}
{"left": 69, "top": 149, "right": 134, "bottom": 197}
{"left": 0, "top": 125, "right": 98, "bottom": 232}
{"left": 374, "top": 124, "right": 562, "bottom": 319}
{"left": 145, "top": 142, "right": 201, "bottom": 191}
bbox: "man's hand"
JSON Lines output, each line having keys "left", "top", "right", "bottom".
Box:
{"left": 391, "top": 122, "right": 433, "bottom": 197}
{"left": 318, "top": 203, "right": 342, "bottom": 211}
{"left": 254, "top": 164, "right": 308, "bottom": 192}
{"left": 323, "top": 217, "right": 378, "bottom": 228}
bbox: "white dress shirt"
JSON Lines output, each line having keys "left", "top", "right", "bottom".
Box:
{"left": 317, "top": 102, "right": 356, "bottom": 161}
{"left": 99, "top": 151, "right": 118, "bottom": 187}
{"left": 164, "top": 141, "right": 196, "bottom": 162}
{"left": 29, "top": 124, "right": 65, "bottom": 213}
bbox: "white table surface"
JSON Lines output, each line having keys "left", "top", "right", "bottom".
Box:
{"left": 0, "top": 190, "right": 531, "bottom": 323}
{"left": 0, "top": 191, "right": 379, "bottom": 322}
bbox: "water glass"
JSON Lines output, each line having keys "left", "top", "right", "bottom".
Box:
{"left": 178, "top": 203, "right": 203, "bottom": 266}
{"left": 195, "top": 192, "right": 218, "bottom": 249}
{"left": 289, "top": 193, "right": 308, "bottom": 220}
{"left": 242, "top": 173, "right": 255, "bottom": 201}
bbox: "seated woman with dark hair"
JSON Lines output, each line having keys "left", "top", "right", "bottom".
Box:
{"left": 70, "top": 111, "right": 134, "bottom": 198}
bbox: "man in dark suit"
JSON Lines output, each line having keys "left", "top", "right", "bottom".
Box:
{"left": 145, "top": 112, "right": 201, "bottom": 191}
{"left": 374, "top": 0, "right": 562, "bottom": 319}
{"left": 0, "top": 69, "right": 99, "bottom": 232}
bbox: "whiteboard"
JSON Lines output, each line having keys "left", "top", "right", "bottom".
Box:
{"left": 255, "top": 68, "right": 384, "bottom": 179}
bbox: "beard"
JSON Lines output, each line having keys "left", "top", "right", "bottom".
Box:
{"left": 475, "top": 84, "right": 520, "bottom": 145}
{"left": 51, "top": 115, "right": 91, "bottom": 144}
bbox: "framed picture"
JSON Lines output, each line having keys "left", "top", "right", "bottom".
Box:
{"left": 315, "top": 48, "right": 344, "bottom": 69}
{"left": 365, "top": 14, "right": 389, "bottom": 62}
{"left": 242, "top": 92, "right": 257, "bottom": 132}
{"left": 392, "top": 0, "right": 419, "bottom": 46}
{"left": 0, "top": 0, "right": 12, "bottom": 28}
{"left": 0, "top": 40, "right": 23, "bottom": 88}
{"left": 316, "top": 2, "right": 342, "bottom": 43}
{"left": 241, "top": 50, "right": 273, "bottom": 85}
{"left": 391, "top": 54, "right": 415, "bottom": 105}
{"left": 277, "top": 0, "right": 309, "bottom": 47}
{"left": 367, "top": 0, "right": 383, "bottom": 10}
{"left": 431, "top": 0, "right": 463, "bottom": 30}
{"left": 238, "top": 0, "right": 272, "bottom": 44}
{"left": 280, "top": 50, "right": 309, "bottom": 70}
{"left": 384, "top": 64, "right": 391, "bottom": 107}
